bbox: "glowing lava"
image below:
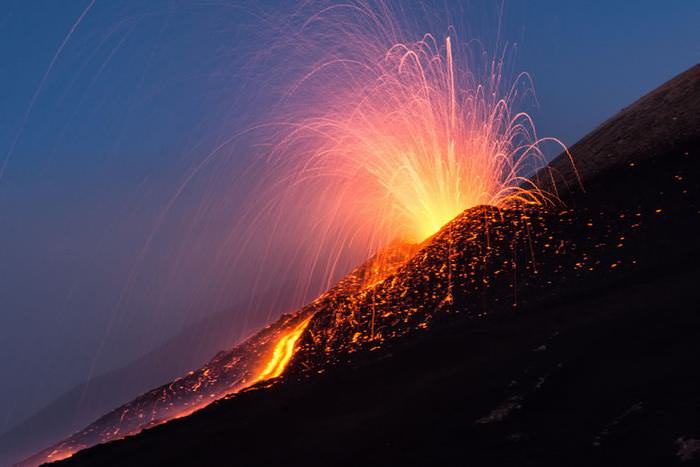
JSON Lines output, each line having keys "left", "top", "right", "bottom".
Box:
{"left": 254, "top": 316, "right": 313, "bottom": 382}
{"left": 24, "top": 3, "right": 581, "bottom": 465}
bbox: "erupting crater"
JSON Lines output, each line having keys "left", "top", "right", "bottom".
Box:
{"left": 26, "top": 4, "right": 580, "bottom": 465}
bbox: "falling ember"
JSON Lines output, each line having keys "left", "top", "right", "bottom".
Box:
{"left": 24, "top": 3, "right": 579, "bottom": 465}
{"left": 255, "top": 5, "right": 574, "bottom": 263}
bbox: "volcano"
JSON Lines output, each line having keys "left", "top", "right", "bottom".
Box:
{"left": 30, "top": 64, "right": 700, "bottom": 466}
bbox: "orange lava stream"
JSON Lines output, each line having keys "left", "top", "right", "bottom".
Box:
{"left": 37, "top": 318, "right": 314, "bottom": 466}
{"left": 254, "top": 316, "right": 313, "bottom": 383}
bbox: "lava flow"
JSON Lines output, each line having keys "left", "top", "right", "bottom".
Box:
{"left": 253, "top": 316, "right": 313, "bottom": 383}
{"left": 29, "top": 242, "right": 417, "bottom": 466}
{"left": 27, "top": 2, "right": 577, "bottom": 465}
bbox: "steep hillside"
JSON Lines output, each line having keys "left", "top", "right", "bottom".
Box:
{"left": 56, "top": 138, "right": 700, "bottom": 467}
{"left": 23, "top": 244, "right": 416, "bottom": 465}
{"left": 536, "top": 63, "right": 700, "bottom": 195}
{"left": 48, "top": 65, "right": 700, "bottom": 466}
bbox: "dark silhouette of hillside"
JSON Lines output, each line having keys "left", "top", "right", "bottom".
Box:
{"left": 50, "top": 64, "right": 700, "bottom": 466}
{"left": 537, "top": 63, "right": 700, "bottom": 195}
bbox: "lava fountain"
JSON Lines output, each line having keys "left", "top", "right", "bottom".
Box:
{"left": 234, "top": 0, "right": 576, "bottom": 396}
{"left": 251, "top": 5, "right": 571, "bottom": 264}
{"left": 26, "top": 2, "right": 576, "bottom": 465}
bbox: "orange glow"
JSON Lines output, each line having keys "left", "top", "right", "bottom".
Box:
{"left": 263, "top": 27, "right": 575, "bottom": 251}
{"left": 45, "top": 449, "right": 77, "bottom": 462}
{"left": 254, "top": 316, "right": 312, "bottom": 383}
{"left": 24, "top": 5, "right": 583, "bottom": 465}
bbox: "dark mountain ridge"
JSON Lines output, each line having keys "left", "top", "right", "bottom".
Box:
{"left": 48, "top": 64, "right": 700, "bottom": 466}
{"left": 538, "top": 63, "right": 700, "bottom": 195}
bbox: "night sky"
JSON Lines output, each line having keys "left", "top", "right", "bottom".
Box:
{"left": 1, "top": 0, "right": 698, "bottom": 436}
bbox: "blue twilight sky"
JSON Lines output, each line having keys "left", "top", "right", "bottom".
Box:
{"left": 0, "top": 0, "right": 698, "bottom": 434}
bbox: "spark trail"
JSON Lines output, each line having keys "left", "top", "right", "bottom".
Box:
{"left": 25, "top": 2, "right": 576, "bottom": 464}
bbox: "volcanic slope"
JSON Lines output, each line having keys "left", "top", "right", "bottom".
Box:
{"left": 0, "top": 281, "right": 306, "bottom": 466}
{"left": 54, "top": 64, "right": 700, "bottom": 466}
{"left": 24, "top": 242, "right": 417, "bottom": 466}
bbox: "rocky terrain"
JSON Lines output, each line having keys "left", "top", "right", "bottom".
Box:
{"left": 42, "top": 64, "right": 700, "bottom": 466}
